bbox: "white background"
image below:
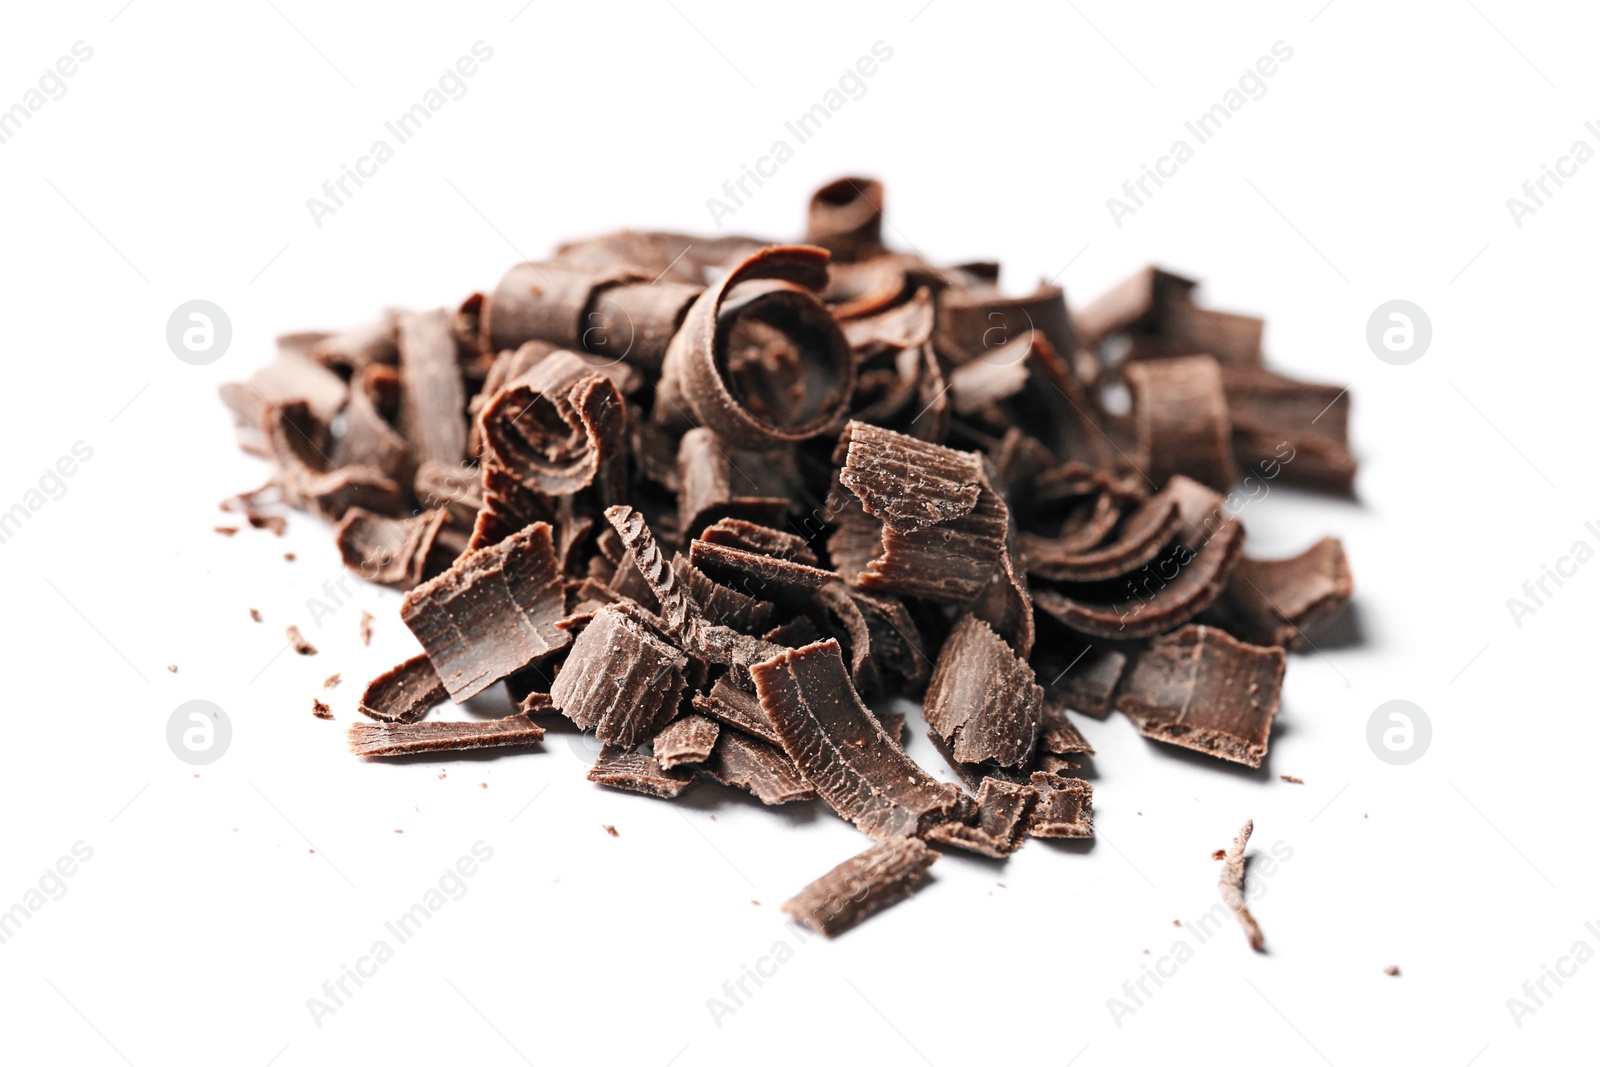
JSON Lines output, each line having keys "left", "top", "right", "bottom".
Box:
{"left": 1, "top": 2, "right": 1595, "bottom": 1064}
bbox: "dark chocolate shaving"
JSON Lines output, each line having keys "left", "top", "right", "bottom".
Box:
{"left": 653, "top": 714, "right": 721, "bottom": 770}
{"left": 1124, "top": 355, "right": 1235, "bottom": 493}
{"left": 1203, "top": 536, "right": 1353, "bottom": 649}
{"left": 782, "top": 837, "right": 936, "bottom": 938}
{"left": 922, "top": 615, "right": 1043, "bottom": 768}
{"left": 479, "top": 349, "right": 627, "bottom": 503}
{"left": 926, "top": 778, "right": 1039, "bottom": 858}
{"left": 551, "top": 605, "right": 688, "bottom": 749}
{"left": 1027, "top": 773, "right": 1094, "bottom": 838}
{"left": 701, "top": 730, "right": 818, "bottom": 804}
{"left": 349, "top": 713, "right": 545, "bottom": 757}
{"left": 397, "top": 308, "right": 468, "bottom": 469}
{"left": 1219, "top": 819, "right": 1266, "bottom": 951}
{"left": 587, "top": 746, "right": 694, "bottom": 799}
{"left": 358, "top": 654, "right": 447, "bottom": 724}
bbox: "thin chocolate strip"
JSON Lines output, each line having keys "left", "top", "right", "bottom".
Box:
{"left": 359, "top": 654, "right": 447, "bottom": 724}
{"left": 657, "top": 245, "right": 855, "bottom": 448}
{"left": 751, "top": 638, "right": 968, "bottom": 840}
{"left": 781, "top": 837, "right": 936, "bottom": 938}
{"left": 926, "top": 777, "right": 1040, "bottom": 858}
{"left": 219, "top": 351, "right": 348, "bottom": 435}
{"left": 334, "top": 364, "right": 411, "bottom": 489}
{"left": 838, "top": 420, "right": 982, "bottom": 533}
{"left": 397, "top": 308, "right": 467, "bottom": 469}
{"left": 1073, "top": 266, "right": 1198, "bottom": 349}
{"left": 1027, "top": 772, "right": 1094, "bottom": 838}
{"left": 479, "top": 350, "right": 627, "bottom": 503}
{"left": 653, "top": 714, "right": 721, "bottom": 770}
{"left": 413, "top": 460, "right": 483, "bottom": 530}
{"left": 676, "top": 429, "right": 789, "bottom": 544}
{"left": 1022, "top": 487, "right": 1182, "bottom": 583}
{"left": 1115, "top": 625, "right": 1285, "bottom": 767}
{"left": 803, "top": 176, "right": 885, "bottom": 262}
{"left": 1219, "top": 819, "right": 1266, "bottom": 951}
{"left": 697, "top": 517, "right": 817, "bottom": 565}
{"left": 1039, "top": 696, "right": 1096, "bottom": 756}
{"left": 551, "top": 604, "right": 688, "bottom": 749}
{"left": 310, "top": 314, "right": 398, "bottom": 375}
{"left": 688, "top": 538, "right": 835, "bottom": 608}
{"left": 349, "top": 713, "right": 545, "bottom": 757}
{"left": 936, "top": 282, "right": 1075, "bottom": 367}
{"left": 1223, "top": 366, "right": 1356, "bottom": 494}
{"left": 334, "top": 507, "right": 448, "bottom": 590}
{"left": 1125, "top": 355, "right": 1235, "bottom": 493}
{"left": 922, "top": 615, "right": 1044, "bottom": 768}
{"left": 677, "top": 556, "right": 775, "bottom": 634}
{"left": 480, "top": 260, "right": 645, "bottom": 357}
{"left": 691, "top": 675, "right": 783, "bottom": 746}
{"left": 587, "top": 746, "right": 694, "bottom": 799}
{"left": 1203, "top": 536, "right": 1353, "bottom": 650}
{"left": 701, "top": 730, "right": 818, "bottom": 805}
{"left": 400, "top": 521, "right": 569, "bottom": 702}
{"left": 263, "top": 401, "right": 405, "bottom": 520}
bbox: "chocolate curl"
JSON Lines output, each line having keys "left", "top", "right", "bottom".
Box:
{"left": 582, "top": 278, "right": 705, "bottom": 371}
{"left": 478, "top": 350, "right": 628, "bottom": 505}
{"left": 397, "top": 308, "right": 469, "bottom": 470}
{"left": 1124, "top": 355, "right": 1236, "bottom": 493}
{"left": 656, "top": 245, "right": 856, "bottom": 449}
{"left": 935, "top": 281, "right": 1077, "bottom": 367}
{"left": 479, "top": 261, "right": 646, "bottom": 358}
{"left": 804, "top": 176, "right": 885, "bottom": 262}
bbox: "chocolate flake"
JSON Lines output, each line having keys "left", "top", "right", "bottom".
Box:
{"left": 287, "top": 625, "right": 318, "bottom": 656}
{"left": 1203, "top": 536, "right": 1353, "bottom": 650}
{"left": 782, "top": 836, "right": 936, "bottom": 938}
{"left": 359, "top": 610, "right": 373, "bottom": 645}
{"left": 349, "top": 713, "right": 545, "bottom": 757}
{"left": 1027, "top": 773, "right": 1094, "bottom": 838}
{"left": 1219, "top": 819, "right": 1266, "bottom": 951}
{"left": 312, "top": 699, "right": 334, "bottom": 719}
{"left": 653, "top": 714, "right": 721, "bottom": 770}
{"left": 923, "top": 615, "right": 1043, "bottom": 768}
{"left": 551, "top": 605, "right": 687, "bottom": 749}
{"left": 927, "top": 778, "right": 1039, "bottom": 858}
{"left": 1116, "top": 625, "right": 1285, "bottom": 767}
{"left": 358, "top": 654, "right": 447, "bottom": 724}
{"left": 701, "top": 730, "right": 817, "bottom": 805}
{"left": 587, "top": 746, "right": 694, "bottom": 799}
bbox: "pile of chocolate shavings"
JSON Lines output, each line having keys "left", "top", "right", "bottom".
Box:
{"left": 221, "top": 176, "right": 1356, "bottom": 938}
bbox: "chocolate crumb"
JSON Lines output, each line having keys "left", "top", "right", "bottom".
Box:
{"left": 603, "top": 824, "right": 618, "bottom": 837}
{"left": 287, "top": 625, "right": 318, "bottom": 655}
{"left": 166, "top": 664, "right": 178, "bottom": 673}
{"left": 323, "top": 673, "right": 341, "bottom": 689}
{"left": 1219, "top": 819, "right": 1266, "bottom": 952}
{"left": 284, "top": 552, "right": 296, "bottom": 561}
{"left": 1383, "top": 965, "right": 1400, "bottom": 977}
{"left": 1280, "top": 774, "right": 1304, "bottom": 784}
{"left": 249, "top": 607, "right": 262, "bottom": 622}
{"left": 359, "top": 610, "right": 373, "bottom": 645}
{"left": 312, "top": 699, "right": 333, "bottom": 719}
{"left": 215, "top": 526, "right": 239, "bottom": 536}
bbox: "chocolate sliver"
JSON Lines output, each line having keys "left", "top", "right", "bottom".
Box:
{"left": 781, "top": 836, "right": 936, "bottom": 938}
{"left": 926, "top": 778, "right": 1039, "bottom": 858}
{"left": 556, "top": 230, "right": 769, "bottom": 287}
{"left": 400, "top": 521, "right": 568, "bottom": 702}
{"left": 1157, "top": 300, "right": 1264, "bottom": 366}
{"left": 697, "top": 517, "right": 818, "bottom": 565}
{"left": 838, "top": 420, "right": 982, "bottom": 533}
{"left": 264, "top": 401, "right": 405, "bottom": 520}
{"left": 658, "top": 245, "right": 855, "bottom": 448}
{"left": 842, "top": 285, "right": 935, "bottom": 354}
{"left": 335, "top": 507, "right": 449, "bottom": 590}
{"left": 479, "top": 350, "right": 627, "bottom": 501}
{"left": 1031, "top": 512, "right": 1244, "bottom": 640}
{"left": 701, "top": 730, "right": 818, "bottom": 804}
{"left": 762, "top": 616, "right": 822, "bottom": 649}
{"left": 551, "top": 605, "right": 688, "bottom": 749}
{"left": 335, "top": 364, "right": 411, "bottom": 488}
{"left": 653, "top": 714, "right": 721, "bottom": 769}
{"left": 676, "top": 556, "right": 775, "bottom": 634}
{"left": 358, "top": 654, "right": 447, "bottom": 724}
{"left": 676, "top": 429, "right": 791, "bottom": 543}
{"left": 1115, "top": 624, "right": 1285, "bottom": 767}
{"left": 815, "top": 581, "right": 927, "bottom": 697}
{"left": 518, "top": 691, "right": 555, "bottom": 716}
{"left": 480, "top": 260, "right": 645, "bottom": 356}
{"left": 804, "top": 176, "right": 885, "bottom": 262}
{"left": 854, "top": 465, "right": 1010, "bottom": 606}
{"left": 691, "top": 675, "right": 782, "bottom": 745}
{"left": 1027, "top": 772, "right": 1094, "bottom": 838}
{"left": 397, "top": 308, "right": 467, "bottom": 469}
{"left": 219, "top": 352, "right": 348, "bottom": 433}
{"left": 935, "top": 282, "right": 1075, "bottom": 367}
{"left": 923, "top": 615, "right": 1044, "bottom": 768}
{"left": 751, "top": 638, "right": 968, "bottom": 840}
{"left": 413, "top": 460, "right": 483, "bottom": 530}
{"left": 1022, "top": 489, "right": 1182, "bottom": 583}
{"left": 582, "top": 277, "right": 704, "bottom": 371}
{"left": 349, "top": 712, "right": 544, "bottom": 757}
{"left": 1205, "top": 536, "right": 1353, "bottom": 650}
{"left": 1124, "top": 355, "right": 1235, "bottom": 493}
{"left": 1219, "top": 819, "right": 1266, "bottom": 950}
{"left": 1073, "top": 266, "right": 1198, "bottom": 349}
{"left": 310, "top": 314, "right": 398, "bottom": 375}
{"left": 587, "top": 746, "right": 694, "bottom": 799}
{"left": 689, "top": 539, "right": 835, "bottom": 608}
{"left": 1040, "top": 696, "right": 1096, "bottom": 756}
{"left": 971, "top": 499, "right": 1035, "bottom": 658}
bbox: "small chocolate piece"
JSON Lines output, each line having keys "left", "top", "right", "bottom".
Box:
{"left": 350, "top": 713, "right": 545, "bottom": 757}
{"left": 286, "top": 625, "right": 317, "bottom": 656}
{"left": 309, "top": 314, "right": 398, "bottom": 375}
{"left": 1223, "top": 366, "right": 1355, "bottom": 494}
{"left": 397, "top": 308, "right": 467, "bottom": 469}
{"left": 702, "top": 729, "right": 818, "bottom": 804}
{"left": 1383, "top": 965, "right": 1401, "bottom": 977}
{"left": 1027, "top": 773, "right": 1094, "bottom": 838}
{"left": 249, "top": 608, "right": 263, "bottom": 623}
{"left": 652, "top": 714, "right": 721, "bottom": 770}
{"left": 323, "top": 673, "right": 341, "bottom": 689}
{"left": 1219, "top": 819, "right": 1266, "bottom": 951}
{"left": 334, "top": 508, "right": 449, "bottom": 590}
{"left": 480, "top": 260, "right": 645, "bottom": 357}
{"left": 1039, "top": 697, "right": 1095, "bottom": 756}
{"left": 587, "top": 746, "right": 694, "bottom": 799}
{"left": 1034, "top": 638, "right": 1126, "bottom": 719}
{"left": 804, "top": 176, "right": 885, "bottom": 262}
{"left": 752, "top": 638, "right": 968, "bottom": 840}
{"left": 691, "top": 676, "right": 783, "bottom": 746}
{"left": 400, "top": 521, "right": 568, "bottom": 702}
{"left": 675, "top": 429, "right": 790, "bottom": 544}
{"left": 839, "top": 420, "right": 982, "bottom": 533}
{"left": 1022, "top": 487, "right": 1182, "bottom": 583}
{"left": 926, "top": 778, "right": 1040, "bottom": 858}
{"left": 1124, "top": 356, "right": 1235, "bottom": 493}
{"left": 552, "top": 605, "right": 688, "bottom": 749}
{"left": 358, "top": 654, "right": 447, "bottom": 724}
{"left": 1116, "top": 625, "right": 1285, "bottom": 767}
{"left": 1281, "top": 775, "right": 1304, "bottom": 784}
{"left": 936, "top": 282, "right": 1075, "bottom": 366}
{"left": 782, "top": 837, "right": 936, "bottom": 938}
{"left": 479, "top": 349, "right": 627, "bottom": 503}
{"left": 312, "top": 699, "right": 333, "bottom": 719}
{"left": 1203, "top": 537, "right": 1353, "bottom": 650}
{"left": 359, "top": 610, "right": 373, "bottom": 645}
{"left": 922, "top": 615, "right": 1044, "bottom": 768}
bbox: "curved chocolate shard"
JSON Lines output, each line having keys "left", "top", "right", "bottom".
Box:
{"left": 691, "top": 675, "right": 782, "bottom": 745}
{"left": 844, "top": 285, "right": 936, "bottom": 357}
{"left": 751, "top": 638, "right": 968, "bottom": 840}
{"left": 972, "top": 497, "right": 1036, "bottom": 658}
{"left": 1116, "top": 625, "right": 1285, "bottom": 767}
{"left": 397, "top": 308, "right": 468, "bottom": 469}
{"left": 676, "top": 556, "right": 775, "bottom": 634}
{"left": 400, "top": 521, "right": 569, "bottom": 702}
{"left": 935, "top": 281, "right": 1076, "bottom": 367}
{"left": 582, "top": 278, "right": 704, "bottom": 371}
{"left": 556, "top": 230, "right": 770, "bottom": 286}
{"left": 676, "top": 429, "right": 790, "bottom": 544}
{"left": 1203, "top": 536, "right": 1353, "bottom": 650}
{"left": 815, "top": 581, "right": 928, "bottom": 697}
{"left": 349, "top": 712, "right": 544, "bottom": 757}
{"left": 1124, "top": 355, "right": 1235, "bottom": 493}
{"left": 804, "top": 176, "right": 885, "bottom": 262}
{"left": 701, "top": 730, "right": 818, "bottom": 804}
{"left": 658, "top": 245, "right": 855, "bottom": 448}
{"left": 468, "top": 460, "right": 555, "bottom": 552}
{"left": 588, "top": 746, "right": 694, "bottom": 799}
{"left": 335, "top": 364, "right": 412, "bottom": 490}
{"left": 697, "top": 518, "right": 817, "bottom": 565}
{"left": 1023, "top": 489, "right": 1182, "bottom": 583}
{"left": 1032, "top": 504, "right": 1244, "bottom": 640}
{"left": 854, "top": 464, "right": 1011, "bottom": 607}
{"left": 838, "top": 420, "right": 982, "bottom": 533}
{"left": 310, "top": 314, "right": 398, "bottom": 376}
{"left": 479, "top": 350, "right": 628, "bottom": 502}
{"left": 689, "top": 538, "right": 835, "bottom": 608}
{"left": 827, "top": 257, "right": 925, "bottom": 321}
{"left": 955, "top": 330, "right": 1113, "bottom": 470}
{"left": 551, "top": 604, "right": 688, "bottom": 749}
{"left": 782, "top": 836, "right": 936, "bottom": 939}
{"left": 1039, "top": 695, "right": 1096, "bottom": 756}
{"left": 219, "top": 351, "right": 349, "bottom": 434}
{"left": 335, "top": 507, "right": 449, "bottom": 590}
{"left": 1223, "top": 366, "right": 1356, "bottom": 495}
{"left": 358, "top": 654, "right": 447, "bottom": 724}
{"left": 480, "top": 260, "right": 645, "bottom": 357}
{"left": 413, "top": 460, "right": 483, "bottom": 530}
{"left": 1219, "top": 818, "right": 1267, "bottom": 951}
{"left": 1026, "top": 772, "right": 1094, "bottom": 838}
{"left": 1073, "top": 266, "right": 1198, "bottom": 349}
{"left": 923, "top": 615, "right": 1044, "bottom": 768}
{"left": 925, "top": 778, "right": 1039, "bottom": 858}
{"left": 264, "top": 400, "right": 406, "bottom": 520}
{"left": 652, "top": 714, "right": 720, "bottom": 770}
